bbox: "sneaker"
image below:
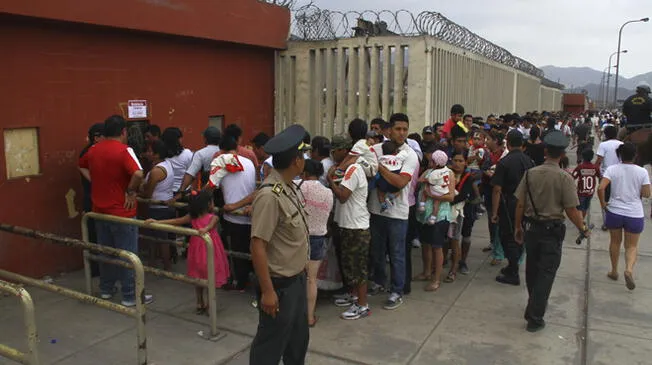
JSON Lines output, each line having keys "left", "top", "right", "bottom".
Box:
{"left": 100, "top": 293, "right": 114, "bottom": 300}
{"left": 495, "top": 274, "right": 520, "bottom": 286}
{"left": 121, "top": 295, "right": 154, "bottom": 307}
{"left": 380, "top": 201, "right": 390, "bottom": 212}
{"left": 340, "top": 304, "right": 370, "bottom": 320}
{"left": 368, "top": 282, "right": 385, "bottom": 296}
{"left": 334, "top": 294, "right": 358, "bottom": 307}
{"left": 459, "top": 261, "right": 469, "bottom": 275}
{"left": 411, "top": 239, "right": 421, "bottom": 249}
{"left": 332, "top": 292, "right": 352, "bottom": 300}
{"left": 383, "top": 293, "right": 403, "bottom": 310}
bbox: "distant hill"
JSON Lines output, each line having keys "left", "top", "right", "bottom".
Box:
{"left": 541, "top": 66, "right": 652, "bottom": 102}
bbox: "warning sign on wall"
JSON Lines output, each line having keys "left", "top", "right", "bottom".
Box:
{"left": 127, "top": 100, "right": 148, "bottom": 119}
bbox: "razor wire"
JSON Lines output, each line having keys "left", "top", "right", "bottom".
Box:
{"left": 290, "top": 5, "right": 544, "bottom": 78}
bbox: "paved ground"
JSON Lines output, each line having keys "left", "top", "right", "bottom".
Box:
{"left": 2, "top": 194, "right": 652, "bottom": 365}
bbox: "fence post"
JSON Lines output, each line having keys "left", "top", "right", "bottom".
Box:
{"left": 81, "top": 215, "right": 93, "bottom": 295}
{"left": 201, "top": 233, "right": 219, "bottom": 339}
{"left": 0, "top": 280, "right": 39, "bottom": 365}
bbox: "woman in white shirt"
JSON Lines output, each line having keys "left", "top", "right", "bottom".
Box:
{"left": 299, "top": 160, "right": 334, "bottom": 327}
{"left": 161, "top": 127, "right": 193, "bottom": 193}
{"left": 598, "top": 142, "right": 651, "bottom": 291}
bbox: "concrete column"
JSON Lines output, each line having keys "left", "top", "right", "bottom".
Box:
{"left": 358, "top": 46, "right": 368, "bottom": 120}
{"left": 406, "top": 39, "right": 427, "bottom": 131}
{"left": 382, "top": 46, "right": 391, "bottom": 121}
{"left": 325, "top": 48, "right": 335, "bottom": 136}
{"left": 286, "top": 55, "right": 295, "bottom": 129}
{"left": 313, "top": 49, "right": 323, "bottom": 134}
{"left": 369, "top": 45, "right": 380, "bottom": 119}
{"left": 336, "top": 47, "right": 346, "bottom": 134}
{"left": 424, "top": 46, "right": 433, "bottom": 126}
{"left": 347, "top": 48, "right": 358, "bottom": 121}
{"left": 393, "top": 45, "right": 404, "bottom": 114}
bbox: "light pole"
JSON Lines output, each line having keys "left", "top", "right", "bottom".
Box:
{"left": 606, "top": 50, "right": 627, "bottom": 108}
{"left": 613, "top": 17, "right": 649, "bottom": 107}
{"left": 600, "top": 66, "right": 609, "bottom": 108}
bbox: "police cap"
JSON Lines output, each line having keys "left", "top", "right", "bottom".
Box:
{"left": 543, "top": 130, "right": 569, "bottom": 150}
{"left": 264, "top": 124, "right": 312, "bottom": 155}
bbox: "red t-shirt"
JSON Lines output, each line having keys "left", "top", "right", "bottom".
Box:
{"left": 79, "top": 140, "right": 142, "bottom": 217}
{"left": 572, "top": 162, "right": 601, "bottom": 197}
{"left": 441, "top": 118, "right": 456, "bottom": 139}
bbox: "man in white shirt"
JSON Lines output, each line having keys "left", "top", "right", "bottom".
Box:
{"left": 327, "top": 135, "right": 371, "bottom": 320}
{"left": 367, "top": 113, "right": 419, "bottom": 310}
{"left": 177, "top": 127, "right": 221, "bottom": 193}
{"left": 595, "top": 125, "right": 623, "bottom": 231}
{"left": 208, "top": 136, "right": 257, "bottom": 290}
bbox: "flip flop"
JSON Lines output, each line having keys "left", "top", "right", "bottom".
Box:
{"left": 444, "top": 272, "right": 456, "bottom": 283}
{"left": 624, "top": 271, "right": 636, "bottom": 291}
{"left": 607, "top": 272, "right": 618, "bottom": 281}
{"left": 424, "top": 281, "right": 441, "bottom": 292}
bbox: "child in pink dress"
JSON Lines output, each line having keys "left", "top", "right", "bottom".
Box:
{"left": 146, "top": 189, "right": 229, "bottom": 314}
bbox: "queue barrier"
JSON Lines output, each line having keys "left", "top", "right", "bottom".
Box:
{"left": 135, "top": 197, "right": 248, "bottom": 216}
{"left": 0, "top": 280, "right": 39, "bottom": 365}
{"left": 0, "top": 224, "right": 147, "bottom": 365}
{"left": 82, "top": 212, "right": 223, "bottom": 341}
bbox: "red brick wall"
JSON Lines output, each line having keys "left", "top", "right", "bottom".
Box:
{"left": 0, "top": 16, "right": 276, "bottom": 277}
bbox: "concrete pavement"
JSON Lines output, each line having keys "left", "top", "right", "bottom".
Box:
{"left": 1, "top": 195, "right": 652, "bottom": 365}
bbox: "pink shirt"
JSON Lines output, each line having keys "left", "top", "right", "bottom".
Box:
{"left": 299, "top": 180, "right": 334, "bottom": 236}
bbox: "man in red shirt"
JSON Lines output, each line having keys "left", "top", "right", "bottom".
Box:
{"left": 441, "top": 104, "right": 465, "bottom": 139}
{"left": 79, "top": 115, "right": 152, "bottom": 307}
{"left": 572, "top": 149, "right": 601, "bottom": 221}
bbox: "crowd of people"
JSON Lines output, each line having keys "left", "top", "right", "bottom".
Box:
{"left": 78, "top": 88, "right": 650, "bottom": 363}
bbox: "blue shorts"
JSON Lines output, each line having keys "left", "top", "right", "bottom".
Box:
{"left": 309, "top": 235, "right": 327, "bottom": 261}
{"left": 577, "top": 196, "right": 592, "bottom": 212}
{"left": 604, "top": 210, "right": 645, "bottom": 234}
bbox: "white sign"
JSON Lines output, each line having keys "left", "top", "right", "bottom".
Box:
{"left": 127, "top": 100, "right": 148, "bottom": 119}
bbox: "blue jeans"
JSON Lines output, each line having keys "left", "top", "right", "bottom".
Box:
{"left": 95, "top": 219, "right": 138, "bottom": 301}
{"left": 369, "top": 214, "right": 408, "bottom": 295}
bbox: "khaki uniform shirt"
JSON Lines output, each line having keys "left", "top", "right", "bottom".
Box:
{"left": 514, "top": 161, "right": 580, "bottom": 221}
{"left": 251, "top": 169, "right": 309, "bottom": 277}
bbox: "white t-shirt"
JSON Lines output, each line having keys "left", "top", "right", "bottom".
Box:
{"left": 368, "top": 141, "right": 419, "bottom": 220}
{"left": 220, "top": 156, "right": 256, "bottom": 225}
{"left": 426, "top": 166, "right": 451, "bottom": 196}
{"left": 168, "top": 148, "right": 193, "bottom": 191}
{"left": 337, "top": 164, "right": 369, "bottom": 229}
{"left": 597, "top": 139, "right": 624, "bottom": 174}
{"left": 604, "top": 164, "right": 651, "bottom": 218}
{"left": 319, "top": 157, "right": 335, "bottom": 187}
{"left": 406, "top": 138, "right": 423, "bottom": 161}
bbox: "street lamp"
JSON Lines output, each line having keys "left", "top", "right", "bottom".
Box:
{"left": 613, "top": 17, "right": 649, "bottom": 107}
{"left": 606, "top": 50, "right": 627, "bottom": 107}
{"left": 600, "top": 66, "right": 610, "bottom": 108}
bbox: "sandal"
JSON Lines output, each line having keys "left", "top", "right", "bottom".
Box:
{"left": 424, "top": 281, "right": 440, "bottom": 292}
{"left": 444, "top": 272, "right": 456, "bottom": 283}
{"left": 607, "top": 272, "right": 619, "bottom": 281}
{"left": 308, "top": 316, "right": 319, "bottom": 328}
{"left": 624, "top": 271, "right": 636, "bottom": 291}
{"left": 490, "top": 258, "right": 502, "bottom": 266}
{"left": 413, "top": 273, "right": 431, "bottom": 281}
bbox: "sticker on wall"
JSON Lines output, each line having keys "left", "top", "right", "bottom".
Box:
{"left": 127, "top": 100, "right": 148, "bottom": 119}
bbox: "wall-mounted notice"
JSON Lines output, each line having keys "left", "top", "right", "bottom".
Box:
{"left": 127, "top": 100, "right": 148, "bottom": 119}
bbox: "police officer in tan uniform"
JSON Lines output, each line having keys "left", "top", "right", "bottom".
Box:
{"left": 513, "top": 130, "right": 589, "bottom": 332}
{"left": 249, "top": 124, "right": 311, "bottom": 365}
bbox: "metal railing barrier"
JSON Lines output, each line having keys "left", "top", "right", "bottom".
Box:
{"left": 0, "top": 280, "right": 39, "bottom": 365}
{"left": 82, "top": 212, "right": 224, "bottom": 341}
{"left": 0, "top": 224, "right": 147, "bottom": 365}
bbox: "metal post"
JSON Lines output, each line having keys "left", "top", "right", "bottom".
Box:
{"left": 0, "top": 223, "right": 148, "bottom": 365}
{"left": 81, "top": 218, "right": 92, "bottom": 295}
{"left": 0, "top": 280, "right": 39, "bottom": 365}
{"left": 614, "top": 18, "right": 649, "bottom": 107}
{"left": 201, "top": 233, "right": 219, "bottom": 340}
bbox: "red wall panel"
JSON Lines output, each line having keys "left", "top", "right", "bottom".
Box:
{"left": 0, "top": 17, "right": 276, "bottom": 277}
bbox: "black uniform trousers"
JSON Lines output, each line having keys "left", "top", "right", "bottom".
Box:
{"left": 524, "top": 221, "right": 565, "bottom": 325}
{"left": 250, "top": 272, "right": 309, "bottom": 365}
{"left": 498, "top": 196, "right": 522, "bottom": 277}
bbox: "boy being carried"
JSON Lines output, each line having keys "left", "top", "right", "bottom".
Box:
{"left": 418, "top": 150, "right": 454, "bottom": 225}
{"left": 373, "top": 140, "right": 410, "bottom": 212}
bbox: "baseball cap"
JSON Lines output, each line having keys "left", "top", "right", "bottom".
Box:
{"left": 422, "top": 126, "right": 434, "bottom": 134}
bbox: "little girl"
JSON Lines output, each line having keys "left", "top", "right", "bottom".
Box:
{"left": 418, "top": 150, "right": 453, "bottom": 225}
{"left": 146, "top": 189, "right": 229, "bottom": 314}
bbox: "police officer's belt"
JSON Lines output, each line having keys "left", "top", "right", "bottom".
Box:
{"left": 525, "top": 218, "right": 564, "bottom": 228}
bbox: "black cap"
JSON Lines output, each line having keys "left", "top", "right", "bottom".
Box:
{"left": 543, "top": 130, "right": 569, "bottom": 150}
{"left": 422, "top": 126, "right": 434, "bottom": 134}
{"left": 251, "top": 132, "right": 270, "bottom": 147}
{"left": 264, "top": 124, "right": 312, "bottom": 155}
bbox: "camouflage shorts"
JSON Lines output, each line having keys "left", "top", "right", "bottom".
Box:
{"left": 339, "top": 228, "right": 370, "bottom": 286}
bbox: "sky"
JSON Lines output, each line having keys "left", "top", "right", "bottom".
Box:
{"left": 301, "top": 0, "right": 652, "bottom": 78}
